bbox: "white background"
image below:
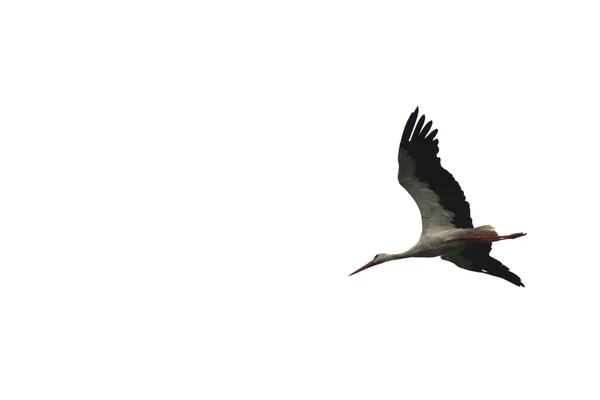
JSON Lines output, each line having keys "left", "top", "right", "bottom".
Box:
{"left": 1, "top": 1, "right": 599, "bottom": 399}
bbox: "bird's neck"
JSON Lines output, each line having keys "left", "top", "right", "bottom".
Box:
{"left": 384, "top": 251, "right": 412, "bottom": 262}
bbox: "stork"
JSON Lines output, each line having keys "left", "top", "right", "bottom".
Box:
{"left": 350, "top": 108, "right": 526, "bottom": 287}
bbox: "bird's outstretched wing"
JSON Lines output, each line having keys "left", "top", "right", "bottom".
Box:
{"left": 398, "top": 107, "right": 473, "bottom": 234}
{"left": 442, "top": 244, "right": 525, "bottom": 287}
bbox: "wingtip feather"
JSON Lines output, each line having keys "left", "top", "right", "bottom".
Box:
{"left": 414, "top": 115, "right": 426, "bottom": 137}
{"left": 401, "top": 107, "right": 420, "bottom": 145}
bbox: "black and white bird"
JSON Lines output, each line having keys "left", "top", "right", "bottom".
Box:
{"left": 350, "top": 108, "right": 526, "bottom": 287}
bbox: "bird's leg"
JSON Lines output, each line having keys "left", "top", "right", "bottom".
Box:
{"left": 457, "top": 232, "right": 526, "bottom": 242}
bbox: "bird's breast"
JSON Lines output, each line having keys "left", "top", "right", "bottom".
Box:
{"left": 414, "top": 230, "right": 470, "bottom": 257}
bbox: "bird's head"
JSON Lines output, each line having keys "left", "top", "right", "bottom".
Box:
{"left": 349, "top": 253, "right": 390, "bottom": 276}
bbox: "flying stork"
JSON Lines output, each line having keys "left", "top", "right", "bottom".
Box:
{"left": 350, "top": 107, "right": 526, "bottom": 287}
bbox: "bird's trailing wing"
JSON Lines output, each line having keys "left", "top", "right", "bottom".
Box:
{"left": 398, "top": 108, "right": 473, "bottom": 234}
{"left": 442, "top": 244, "right": 525, "bottom": 287}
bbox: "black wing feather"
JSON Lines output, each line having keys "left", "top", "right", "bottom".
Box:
{"left": 399, "top": 107, "right": 473, "bottom": 228}
{"left": 446, "top": 244, "right": 525, "bottom": 287}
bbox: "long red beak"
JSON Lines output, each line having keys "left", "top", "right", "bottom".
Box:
{"left": 349, "top": 260, "right": 376, "bottom": 276}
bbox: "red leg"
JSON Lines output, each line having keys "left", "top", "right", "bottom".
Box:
{"left": 457, "top": 232, "right": 527, "bottom": 242}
